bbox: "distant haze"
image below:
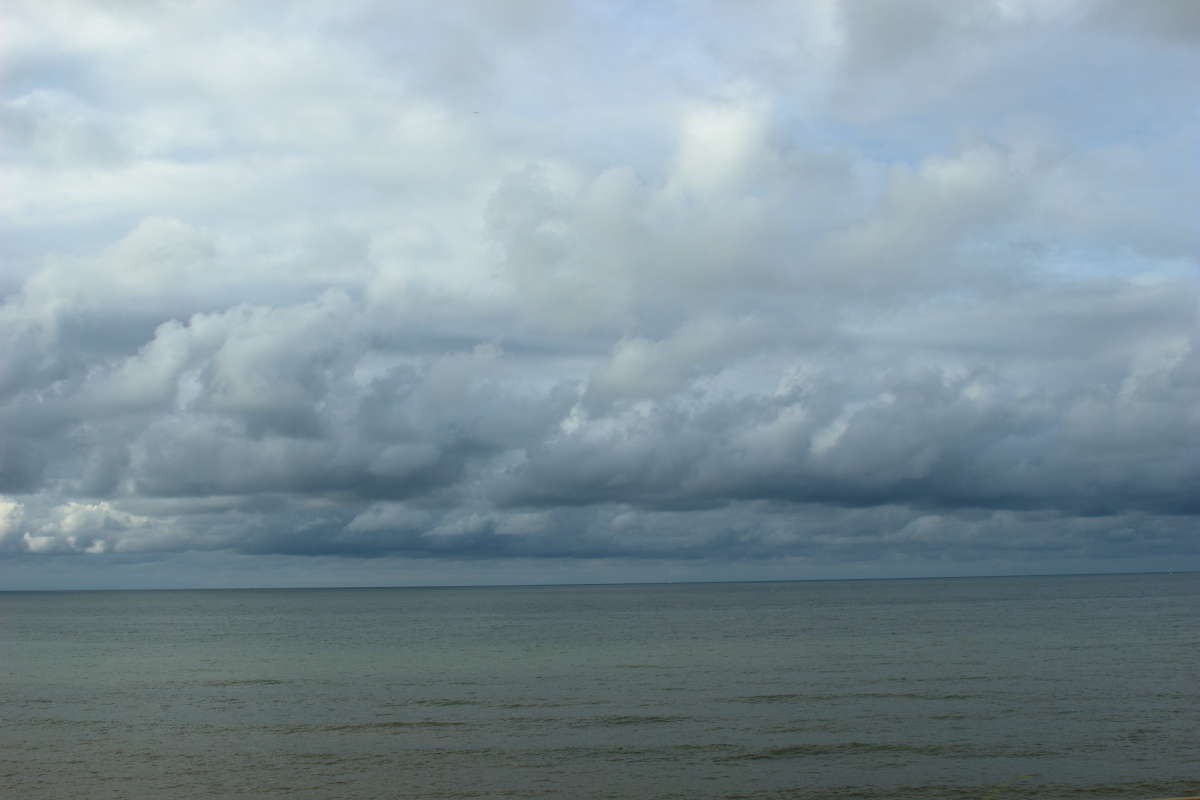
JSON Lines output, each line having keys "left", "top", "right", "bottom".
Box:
{"left": 2, "top": 1, "right": 1199, "bottom": 589}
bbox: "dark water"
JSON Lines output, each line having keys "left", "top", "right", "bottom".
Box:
{"left": 1, "top": 573, "right": 1197, "bottom": 799}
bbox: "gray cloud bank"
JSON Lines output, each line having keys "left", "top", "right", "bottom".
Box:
{"left": 2, "top": 1, "right": 1199, "bottom": 585}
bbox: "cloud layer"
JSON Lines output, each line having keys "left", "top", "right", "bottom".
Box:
{"left": 3, "top": 1, "right": 1199, "bottom": 585}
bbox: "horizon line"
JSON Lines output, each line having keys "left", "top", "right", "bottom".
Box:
{"left": 2, "top": 568, "right": 1193, "bottom": 594}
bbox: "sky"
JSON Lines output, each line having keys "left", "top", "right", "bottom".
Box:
{"left": 2, "top": 0, "right": 1199, "bottom": 589}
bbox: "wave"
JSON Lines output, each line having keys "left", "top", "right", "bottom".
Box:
{"left": 270, "top": 720, "right": 466, "bottom": 733}
{"left": 719, "top": 741, "right": 1057, "bottom": 760}
{"left": 715, "top": 778, "right": 1200, "bottom": 800}
{"left": 729, "top": 691, "right": 983, "bottom": 703}
{"left": 568, "top": 714, "right": 689, "bottom": 727}
{"left": 382, "top": 697, "right": 613, "bottom": 710}
{"left": 198, "top": 678, "right": 290, "bottom": 687}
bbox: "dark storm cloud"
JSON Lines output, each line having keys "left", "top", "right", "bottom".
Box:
{"left": 2, "top": 1, "right": 1198, "bottom": 580}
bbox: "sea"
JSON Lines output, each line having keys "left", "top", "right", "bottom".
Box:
{"left": 1, "top": 573, "right": 1197, "bottom": 800}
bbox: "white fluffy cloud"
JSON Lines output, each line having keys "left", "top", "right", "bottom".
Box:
{"left": 2, "top": 0, "right": 1199, "bottom": 586}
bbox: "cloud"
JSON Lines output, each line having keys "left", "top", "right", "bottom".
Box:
{"left": 1089, "top": 0, "right": 1200, "bottom": 44}
{"left": 2, "top": 0, "right": 1199, "bottom": 585}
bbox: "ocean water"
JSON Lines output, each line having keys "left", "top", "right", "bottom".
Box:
{"left": 1, "top": 573, "right": 1197, "bottom": 800}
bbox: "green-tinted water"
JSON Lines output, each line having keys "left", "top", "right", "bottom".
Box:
{"left": 2, "top": 574, "right": 1197, "bottom": 799}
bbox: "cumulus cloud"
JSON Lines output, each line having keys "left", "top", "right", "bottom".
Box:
{"left": 2, "top": 0, "right": 1198, "bottom": 585}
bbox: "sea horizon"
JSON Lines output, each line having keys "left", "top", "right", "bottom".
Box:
{"left": 4, "top": 567, "right": 1195, "bottom": 594}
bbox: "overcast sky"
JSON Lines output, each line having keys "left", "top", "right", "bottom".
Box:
{"left": 2, "top": 0, "right": 1199, "bottom": 589}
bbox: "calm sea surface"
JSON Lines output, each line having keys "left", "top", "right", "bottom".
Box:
{"left": 1, "top": 573, "right": 1197, "bottom": 799}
